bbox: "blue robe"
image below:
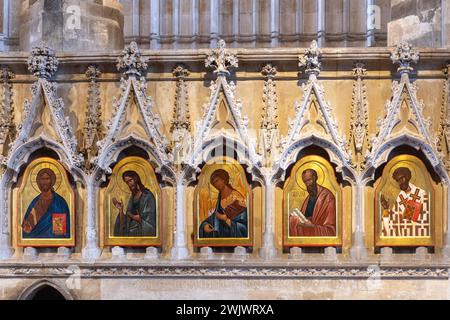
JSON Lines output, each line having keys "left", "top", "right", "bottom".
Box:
{"left": 199, "top": 193, "right": 248, "bottom": 238}
{"left": 22, "top": 192, "right": 71, "bottom": 239}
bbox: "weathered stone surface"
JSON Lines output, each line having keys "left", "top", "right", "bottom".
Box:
{"left": 19, "top": 0, "right": 124, "bottom": 52}
{"left": 388, "top": 0, "right": 443, "bottom": 47}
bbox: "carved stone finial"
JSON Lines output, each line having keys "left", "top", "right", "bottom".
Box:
{"left": 299, "top": 40, "right": 322, "bottom": 78}
{"left": 205, "top": 39, "right": 238, "bottom": 75}
{"left": 171, "top": 64, "right": 191, "bottom": 133}
{"left": 390, "top": 41, "right": 419, "bottom": 74}
{"left": 0, "top": 67, "right": 14, "bottom": 83}
{"left": 27, "top": 43, "right": 59, "bottom": 79}
{"left": 352, "top": 62, "right": 367, "bottom": 78}
{"left": 261, "top": 63, "right": 277, "bottom": 79}
{"left": 172, "top": 64, "right": 190, "bottom": 79}
{"left": 116, "top": 41, "right": 149, "bottom": 77}
{"left": 85, "top": 65, "right": 101, "bottom": 81}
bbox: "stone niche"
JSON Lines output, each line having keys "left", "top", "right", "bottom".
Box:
{"left": 19, "top": 0, "right": 124, "bottom": 52}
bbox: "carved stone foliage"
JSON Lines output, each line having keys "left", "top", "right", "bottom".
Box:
{"left": 1, "top": 265, "right": 448, "bottom": 279}
{"left": 94, "top": 42, "right": 171, "bottom": 171}
{"left": 116, "top": 41, "right": 149, "bottom": 78}
{"left": 348, "top": 62, "right": 369, "bottom": 172}
{"left": 438, "top": 64, "right": 450, "bottom": 170}
{"left": 171, "top": 64, "right": 192, "bottom": 166}
{"left": 83, "top": 65, "right": 103, "bottom": 169}
{"left": 27, "top": 44, "right": 59, "bottom": 79}
{"left": 259, "top": 64, "right": 279, "bottom": 165}
{"left": 0, "top": 67, "right": 15, "bottom": 159}
{"left": 366, "top": 43, "right": 443, "bottom": 176}
{"left": 6, "top": 45, "right": 83, "bottom": 171}
{"left": 279, "top": 41, "right": 352, "bottom": 174}
{"left": 205, "top": 39, "right": 238, "bottom": 75}
{"left": 299, "top": 40, "right": 322, "bottom": 78}
{"left": 188, "top": 40, "right": 260, "bottom": 171}
{"left": 390, "top": 41, "right": 420, "bottom": 75}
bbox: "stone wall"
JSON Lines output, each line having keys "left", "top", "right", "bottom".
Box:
{"left": 0, "top": 42, "right": 446, "bottom": 299}
{"left": 388, "top": 0, "right": 443, "bottom": 47}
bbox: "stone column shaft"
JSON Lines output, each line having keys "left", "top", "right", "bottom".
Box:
{"left": 0, "top": 170, "right": 13, "bottom": 260}
{"left": 260, "top": 176, "right": 278, "bottom": 259}
{"left": 171, "top": 180, "right": 189, "bottom": 259}
{"left": 350, "top": 181, "right": 367, "bottom": 260}
{"left": 82, "top": 180, "right": 101, "bottom": 260}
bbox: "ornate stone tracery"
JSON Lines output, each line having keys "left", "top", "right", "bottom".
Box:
{"left": 365, "top": 42, "right": 447, "bottom": 182}
{"left": 259, "top": 63, "right": 280, "bottom": 166}
{"left": 278, "top": 41, "right": 353, "bottom": 179}
{"left": 187, "top": 39, "right": 261, "bottom": 176}
{"left": 0, "top": 67, "right": 15, "bottom": 164}
{"left": 438, "top": 64, "right": 450, "bottom": 170}
{"left": 348, "top": 62, "right": 369, "bottom": 172}
{"left": 94, "top": 42, "right": 172, "bottom": 174}
{"left": 83, "top": 65, "right": 103, "bottom": 169}
{"left": 8, "top": 44, "right": 83, "bottom": 173}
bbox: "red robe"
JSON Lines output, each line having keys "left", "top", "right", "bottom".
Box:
{"left": 289, "top": 185, "right": 336, "bottom": 237}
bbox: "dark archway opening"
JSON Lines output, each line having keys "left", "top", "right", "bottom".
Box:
{"left": 29, "top": 285, "right": 66, "bottom": 300}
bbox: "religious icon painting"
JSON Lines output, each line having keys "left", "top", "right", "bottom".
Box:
{"left": 104, "top": 156, "right": 162, "bottom": 247}
{"left": 17, "top": 157, "right": 75, "bottom": 247}
{"left": 283, "top": 155, "right": 342, "bottom": 247}
{"left": 375, "top": 155, "right": 435, "bottom": 247}
{"left": 193, "top": 157, "right": 253, "bottom": 247}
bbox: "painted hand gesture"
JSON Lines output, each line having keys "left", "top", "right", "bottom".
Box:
{"left": 112, "top": 197, "right": 124, "bottom": 213}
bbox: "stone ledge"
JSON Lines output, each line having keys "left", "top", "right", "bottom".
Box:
{"left": 0, "top": 263, "right": 448, "bottom": 279}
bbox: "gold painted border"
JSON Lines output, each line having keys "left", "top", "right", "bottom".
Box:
{"left": 104, "top": 156, "right": 162, "bottom": 247}
{"left": 193, "top": 157, "right": 253, "bottom": 247}
{"left": 17, "top": 157, "right": 76, "bottom": 247}
{"left": 374, "top": 154, "right": 435, "bottom": 247}
{"left": 282, "top": 155, "right": 343, "bottom": 247}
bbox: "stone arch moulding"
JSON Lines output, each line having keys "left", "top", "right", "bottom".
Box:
{"left": 17, "top": 279, "right": 75, "bottom": 300}
{"left": 93, "top": 135, "right": 175, "bottom": 186}
{"left": 276, "top": 41, "right": 355, "bottom": 184}
{"left": 363, "top": 45, "right": 449, "bottom": 185}
{"left": 186, "top": 39, "right": 262, "bottom": 183}
{"left": 92, "top": 42, "right": 175, "bottom": 185}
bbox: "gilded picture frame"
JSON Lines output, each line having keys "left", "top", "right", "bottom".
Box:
{"left": 374, "top": 154, "right": 435, "bottom": 247}
{"left": 17, "top": 157, "right": 76, "bottom": 247}
{"left": 104, "top": 156, "right": 162, "bottom": 247}
{"left": 193, "top": 157, "right": 253, "bottom": 247}
{"left": 283, "top": 155, "right": 343, "bottom": 247}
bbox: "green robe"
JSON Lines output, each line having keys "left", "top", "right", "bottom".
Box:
{"left": 114, "top": 189, "right": 156, "bottom": 237}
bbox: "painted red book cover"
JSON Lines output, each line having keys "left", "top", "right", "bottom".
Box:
{"left": 405, "top": 201, "right": 422, "bottom": 223}
{"left": 52, "top": 213, "right": 66, "bottom": 236}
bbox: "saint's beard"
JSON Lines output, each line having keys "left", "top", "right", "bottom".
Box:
{"left": 307, "top": 185, "right": 317, "bottom": 197}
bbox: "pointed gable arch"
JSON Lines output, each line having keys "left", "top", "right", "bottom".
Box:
{"left": 187, "top": 40, "right": 261, "bottom": 178}
{"left": 365, "top": 42, "right": 448, "bottom": 183}
{"left": 277, "top": 41, "right": 354, "bottom": 181}
{"left": 7, "top": 45, "right": 83, "bottom": 177}
{"left": 93, "top": 42, "right": 172, "bottom": 177}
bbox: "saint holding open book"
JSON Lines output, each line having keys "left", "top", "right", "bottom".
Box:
{"left": 289, "top": 169, "right": 336, "bottom": 237}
